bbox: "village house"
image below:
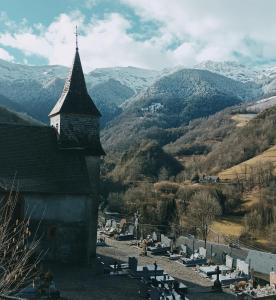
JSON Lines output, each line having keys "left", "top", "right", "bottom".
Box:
{"left": 0, "top": 41, "right": 105, "bottom": 263}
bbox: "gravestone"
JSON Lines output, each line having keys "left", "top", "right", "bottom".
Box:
{"left": 213, "top": 266, "right": 222, "bottom": 290}
{"left": 154, "top": 261, "right": 158, "bottom": 279}
{"left": 237, "top": 259, "right": 249, "bottom": 275}
{"left": 180, "top": 245, "right": 187, "bottom": 255}
{"left": 150, "top": 287, "right": 161, "bottom": 300}
{"left": 225, "top": 255, "right": 233, "bottom": 269}
{"left": 111, "top": 220, "right": 117, "bottom": 229}
{"left": 143, "top": 266, "right": 150, "bottom": 280}
{"left": 161, "top": 234, "right": 171, "bottom": 247}
{"left": 199, "top": 247, "right": 207, "bottom": 258}
{"left": 128, "top": 257, "right": 137, "bottom": 271}
{"left": 128, "top": 224, "right": 134, "bottom": 235}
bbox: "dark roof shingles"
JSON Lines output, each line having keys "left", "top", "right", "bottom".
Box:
{"left": 49, "top": 50, "right": 101, "bottom": 117}
{"left": 0, "top": 124, "right": 92, "bottom": 194}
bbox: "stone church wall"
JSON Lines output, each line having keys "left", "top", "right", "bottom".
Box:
{"left": 59, "top": 114, "right": 99, "bottom": 147}
{"left": 85, "top": 156, "right": 100, "bottom": 260}
{"left": 24, "top": 193, "right": 94, "bottom": 263}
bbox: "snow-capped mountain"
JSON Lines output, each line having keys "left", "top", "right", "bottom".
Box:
{"left": 86, "top": 66, "right": 160, "bottom": 93}
{"left": 102, "top": 68, "right": 251, "bottom": 152}
{"left": 0, "top": 59, "right": 160, "bottom": 104}
{"left": 0, "top": 59, "right": 67, "bottom": 85}
{"left": 123, "top": 68, "right": 256, "bottom": 110}
{"left": 1, "top": 58, "right": 276, "bottom": 125}
{"left": 247, "top": 95, "right": 276, "bottom": 113}
{"left": 0, "top": 59, "right": 161, "bottom": 123}
{"left": 195, "top": 60, "right": 276, "bottom": 98}
{"left": 195, "top": 61, "right": 260, "bottom": 83}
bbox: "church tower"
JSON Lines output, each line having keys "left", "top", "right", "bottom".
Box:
{"left": 49, "top": 28, "right": 104, "bottom": 262}
{"left": 49, "top": 29, "right": 104, "bottom": 157}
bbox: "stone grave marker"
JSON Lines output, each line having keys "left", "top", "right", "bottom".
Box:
{"left": 128, "top": 224, "right": 134, "bottom": 235}
{"left": 111, "top": 220, "right": 117, "bottom": 229}
{"left": 180, "top": 245, "right": 187, "bottom": 255}
{"left": 225, "top": 255, "right": 233, "bottom": 269}
{"left": 237, "top": 259, "right": 249, "bottom": 275}
{"left": 106, "top": 219, "right": 111, "bottom": 227}
{"left": 161, "top": 234, "right": 171, "bottom": 247}
{"left": 128, "top": 257, "right": 137, "bottom": 271}
{"left": 150, "top": 287, "right": 161, "bottom": 300}
{"left": 199, "top": 247, "right": 207, "bottom": 258}
{"left": 152, "top": 231, "right": 158, "bottom": 242}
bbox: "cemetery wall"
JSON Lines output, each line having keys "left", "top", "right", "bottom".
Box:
{"left": 176, "top": 236, "right": 248, "bottom": 266}
{"left": 176, "top": 236, "right": 276, "bottom": 276}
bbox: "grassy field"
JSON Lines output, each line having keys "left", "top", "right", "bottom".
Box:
{"left": 211, "top": 216, "right": 244, "bottom": 238}
{"left": 243, "top": 187, "right": 263, "bottom": 209}
{"left": 231, "top": 113, "right": 257, "bottom": 127}
{"left": 218, "top": 145, "right": 276, "bottom": 180}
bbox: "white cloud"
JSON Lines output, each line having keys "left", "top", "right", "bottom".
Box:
{"left": 1, "top": 1, "right": 276, "bottom": 70}
{"left": 0, "top": 48, "right": 14, "bottom": 61}
{"left": 0, "top": 12, "right": 175, "bottom": 71}
{"left": 121, "top": 0, "right": 276, "bottom": 64}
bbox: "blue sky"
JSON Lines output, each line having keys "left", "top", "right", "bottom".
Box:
{"left": 1, "top": 0, "right": 276, "bottom": 71}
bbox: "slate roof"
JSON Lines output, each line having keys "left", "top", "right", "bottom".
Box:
{"left": 49, "top": 49, "right": 101, "bottom": 117}
{"left": 0, "top": 123, "right": 92, "bottom": 194}
{"left": 59, "top": 134, "right": 106, "bottom": 156}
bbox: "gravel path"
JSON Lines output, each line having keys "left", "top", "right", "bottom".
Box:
{"left": 97, "top": 237, "right": 237, "bottom": 300}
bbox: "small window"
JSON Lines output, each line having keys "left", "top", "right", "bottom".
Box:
{"left": 55, "top": 123, "right": 59, "bottom": 130}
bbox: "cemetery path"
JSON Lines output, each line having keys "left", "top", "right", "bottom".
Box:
{"left": 97, "top": 237, "right": 237, "bottom": 300}
{"left": 97, "top": 237, "right": 213, "bottom": 287}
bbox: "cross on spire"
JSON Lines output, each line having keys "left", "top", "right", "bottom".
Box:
{"left": 75, "top": 25, "right": 79, "bottom": 50}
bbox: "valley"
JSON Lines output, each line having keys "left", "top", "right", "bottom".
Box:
{"left": 0, "top": 58, "right": 276, "bottom": 253}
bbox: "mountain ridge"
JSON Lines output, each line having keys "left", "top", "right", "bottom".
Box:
{"left": 0, "top": 58, "right": 275, "bottom": 128}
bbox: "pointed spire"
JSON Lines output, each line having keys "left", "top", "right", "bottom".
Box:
{"left": 49, "top": 28, "right": 101, "bottom": 117}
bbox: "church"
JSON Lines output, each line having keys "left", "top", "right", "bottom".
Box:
{"left": 0, "top": 39, "right": 105, "bottom": 263}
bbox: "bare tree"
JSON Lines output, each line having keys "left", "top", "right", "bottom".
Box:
{"left": 187, "top": 191, "right": 222, "bottom": 248}
{"left": 0, "top": 190, "right": 42, "bottom": 296}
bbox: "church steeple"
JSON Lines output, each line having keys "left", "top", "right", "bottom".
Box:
{"left": 49, "top": 30, "right": 104, "bottom": 156}
{"left": 49, "top": 28, "right": 100, "bottom": 117}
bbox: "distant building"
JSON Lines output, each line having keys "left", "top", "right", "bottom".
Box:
{"left": 0, "top": 40, "right": 105, "bottom": 263}
{"left": 200, "top": 175, "right": 220, "bottom": 183}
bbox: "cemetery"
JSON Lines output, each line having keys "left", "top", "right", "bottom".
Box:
{"left": 97, "top": 218, "right": 276, "bottom": 299}
{"left": 106, "top": 256, "right": 189, "bottom": 299}
{"left": 99, "top": 216, "right": 135, "bottom": 240}
{"left": 180, "top": 247, "right": 207, "bottom": 267}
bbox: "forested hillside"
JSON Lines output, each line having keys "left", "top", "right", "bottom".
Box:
{"left": 101, "top": 69, "right": 249, "bottom": 155}
{"left": 1, "top": 57, "right": 276, "bottom": 251}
